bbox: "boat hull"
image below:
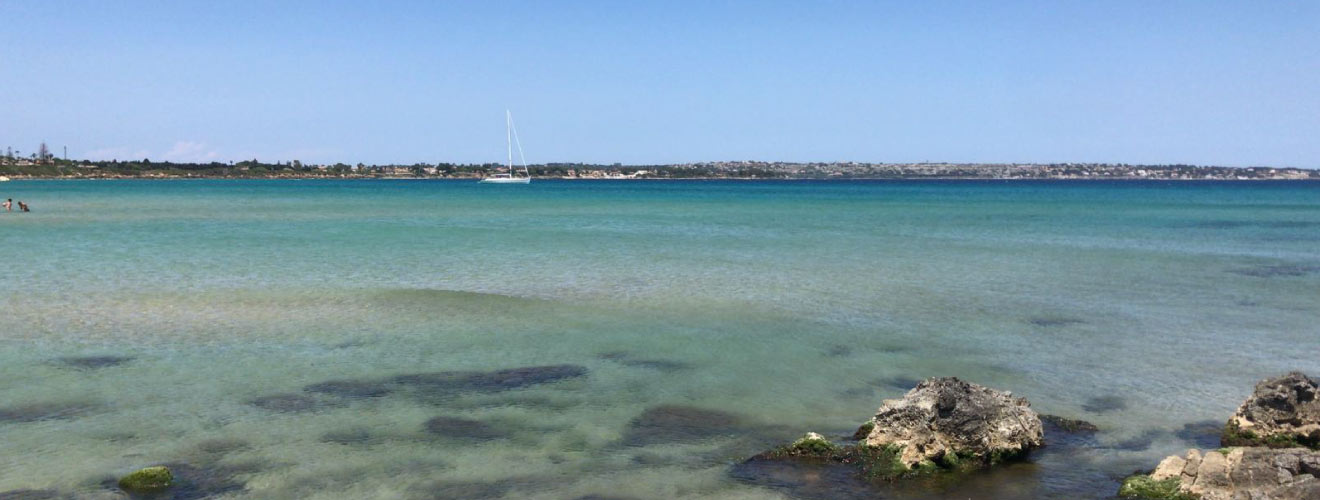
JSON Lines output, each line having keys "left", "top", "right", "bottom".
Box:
{"left": 479, "top": 177, "right": 531, "bottom": 184}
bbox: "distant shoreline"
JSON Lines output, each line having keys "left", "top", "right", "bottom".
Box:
{"left": 3, "top": 159, "right": 1317, "bottom": 181}
{"left": 3, "top": 175, "right": 1318, "bottom": 182}
{"left": 4, "top": 160, "right": 1319, "bottom": 182}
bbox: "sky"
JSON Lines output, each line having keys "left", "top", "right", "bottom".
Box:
{"left": 2, "top": 1, "right": 1318, "bottom": 167}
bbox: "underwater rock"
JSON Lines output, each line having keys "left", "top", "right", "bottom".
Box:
{"left": 824, "top": 345, "right": 853, "bottom": 357}
{"left": 414, "top": 480, "right": 512, "bottom": 500}
{"left": 412, "top": 475, "right": 559, "bottom": 500}
{"left": 877, "top": 376, "right": 923, "bottom": 391}
{"left": 622, "top": 405, "right": 750, "bottom": 446}
{"left": 54, "top": 356, "right": 134, "bottom": 369}
{"left": 1029, "top": 317, "right": 1085, "bottom": 327}
{"left": 0, "top": 490, "right": 63, "bottom": 500}
{"left": 731, "top": 431, "right": 944, "bottom": 499}
{"left": 1040, "top": 414, "right": 1099, "bottom": 434}
{"left": 1108, "top": 429, "right": 1166, "bottom": 452}
{"left": 321, "top": 428, "right": 377, "bottom": 446}
{"left": 1174, "top": 420, "right": 1223, "bottom": 449}
{"left": 1082, "top": 395, "right": 1128, "bottom": 414}
{"left": 1123, "top": 447, "right": 1320, "bottom": 500}
{"left": 118, "top": 466, "right": 173, "bottom": 494}
{"left": 729, "top": 452, "right": 884, "bottom": 500}
{"left": 456, "top": 364, "right": 588, "bottom": 390}
{"left": 192, "top": 438, "right": 249, "bottom": 456}
{"left": 860, "top": 377, "right": 1043, "bottom": 468}
{"left": 1041, "top": 414, "right": 1100, "bottom": 448}
{"left": 446, "top": 394, "right": 582, "bottom": 411}
{"left": 394, "top": 364, "right": 588, "bottom": 394}
{"left": 303, "top": 379, "right": 393, "bottom": 398}
{"left": 1223, "top": 371, "right": 1320, "bottom": 449}
{"left": 392, "top": 371, "right": 481, "bottom": 386}
{"left": 598, "top": 352, "right": 693, "bottom": 372}
{"left": 423, "top": 416, "right": 508, "bottom": 441}
{"left": 247, "top": 393, "right": 319, "bottom": 413}
{"left": 124, "top": 462, "right": 248, "bottom": 500}
{"left": 0, "top": 401, "right": 97, "bottom": 423}
{"left": 1227, "top": 264, "right": 1320, "bottom": 278}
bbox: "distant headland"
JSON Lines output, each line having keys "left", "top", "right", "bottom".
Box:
{"left": 1, "top": 154, "right": 1315, "bottom": 181}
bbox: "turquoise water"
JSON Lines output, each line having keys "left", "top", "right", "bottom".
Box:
{"left": 1, "top": 179, "right": 1317, "bottom": 499}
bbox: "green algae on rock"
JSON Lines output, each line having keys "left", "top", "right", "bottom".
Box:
{"left": 1128, "top": 447, "right": 1320, "bottom": 500}
{"left": 1117, "top": 474, "right": 1197, "bottom": 500}
{"left": 786, "top": 432, "right": 837, "bottom": 455}
{"left": 753, "top": 433, "right": 928, "bottom": 482}
{"left": 118, "top": 466, "right": 173, "bottom": 493}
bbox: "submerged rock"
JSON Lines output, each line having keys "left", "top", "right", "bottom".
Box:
{"left": 191, "top": 438, "right": 249, "bottom": 457}
{"left": 54, "top": 356, "right": 134, "bottom": 369}
{"left": 860, "top": 377, "right": 1043, "bottom": 468}
{"left": 732, "top": 430, "right": 948, "bottom": 498}
{"left": 1082, "top": 394, "right": 1128, "bottom": 414}
{"left": 175, "top": 463, "right": 246, "bottom": 499}
{"left": 1029, "top": 317, "right": 1085, "bottom": 328}
{"left": 1228, "top": 264, "right": 1320, "bottom": 278}
{"left": 411, "top": 475, "right": 559, "bottom": 500}
{"left": 118, "top": 466, "right": 173, "bottom": 494}
{"left": 393, "top": 364, "right": 588, "bottom": 395}
{"left": 187, "top": 438, "right": 250, "bottom": 465}
{"left": 424, "top": 416, "right": 508, "bottom": 440}
{"left": 1223, "top": 371, "right": 1319, "bottom": 449}
{"left": 247, "top": 393, "right": 319, "bottom": 413}
{"left": 0, "top": 490, "right": 63, "bottom": 500}
{"left": 110, "top": 462, "right": 249, "bottom": 499}
{"left": 320, "top": 427, "right": 377, "bottom": 446}
{"left": 415, "top": 480, "right": 512, "bottom": 500}
{"left": 877, "top": 376, "right": 923, "bottom": 391}
{"left": 824, "top": 345, "right": 853, "bottom": 357}
{"left": 622, "top": 405, "right": 750, "bottom": 446}
{"left": 1122, "top": 447, "right": 1320, "bottom": 500}
{"left": 730, "top": 452, "right": 882, "bottom": 500}
{"left": 1040, "top": 414, "right": 1099, "bottom": 434}
{"left": 598, "top": 352, "right": 692, "bottom": 372}
{"left": 303, "top": 379, "right": 393, "bottom": 399}
{"left": 1108, "top": 428, "right": 1167, "bottom": 452}
{"left": 0, "top": 401, "right": 97, "bottom": 423}
{"left": 1174, "top": 420, "right": 1223, "bottom": 449}
{"left": 1041, "top": 414, "right": 1100, "bottom": 449}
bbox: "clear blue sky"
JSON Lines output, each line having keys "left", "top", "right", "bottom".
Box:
{"left": 3, "top": 1, "right": 1317, "bottom": 167}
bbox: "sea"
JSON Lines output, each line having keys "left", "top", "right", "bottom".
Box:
{"left": 1, "top": 179, "right": 1317, "bottom": 499}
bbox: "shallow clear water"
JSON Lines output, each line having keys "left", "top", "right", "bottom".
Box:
{"left": 1, "top": 179, "right": 1317, "bottom": 499}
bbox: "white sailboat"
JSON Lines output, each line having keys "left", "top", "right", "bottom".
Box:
{"left": 480, "top": 110, "right": 531, "bottom": 184}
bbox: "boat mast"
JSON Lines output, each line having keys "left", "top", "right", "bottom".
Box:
{"left": 506, "top": 110, "right": 513, "bottom": 173}
{"left": 509, "top": 113, "right": 528, "bottom": 178}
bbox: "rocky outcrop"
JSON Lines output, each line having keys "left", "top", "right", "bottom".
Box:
{"left": 1223, "top": 372, "right": 1319, "bottom": 449}
{"left": 1120, "top": 447, "right": 1320, "bottom": 500}
{"left": 859, "top": 377, "right": 1044, "bottom": 468}
{"left": 1120, "top": 372, "right": 1320, "bottom": 500}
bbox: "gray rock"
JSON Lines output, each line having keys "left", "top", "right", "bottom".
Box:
{"left": 859, "top": 377, "right": 1043, "bottom": 468}
{"left": 1224, "top": 372, "right": 1320, "bottom": 449}
{"left": 1139, "top": 447, "right": 1320, "bottom": 500}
